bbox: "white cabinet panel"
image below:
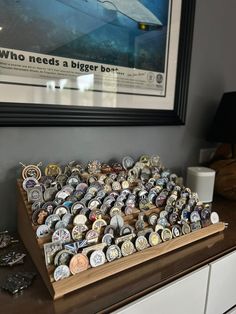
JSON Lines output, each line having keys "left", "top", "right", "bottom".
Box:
{"left": 205, "top": 251, "right": 236, "bottom": 314}
{"left": 227, "top": 306, "right": 236, "bottom": 314}
{"left": 113, "top": 266, "right": 209, "bottom": 314}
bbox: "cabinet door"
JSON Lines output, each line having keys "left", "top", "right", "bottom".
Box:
{"left": 205, "top": 251, "right": 236, "bottom": 314}
{"left": 113, "top": 266, "right": 209, "bottom": 314}
{"left": 227, "top": 307, "right": 236, "bottom": 314}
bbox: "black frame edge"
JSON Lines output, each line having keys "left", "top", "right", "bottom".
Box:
{"left": 0, "top": 0, "right": 196, "bottom": 127}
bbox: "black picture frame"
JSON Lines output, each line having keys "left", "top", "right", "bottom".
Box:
{"left": 0, "top": 0, "right": 195, "bottom": 126}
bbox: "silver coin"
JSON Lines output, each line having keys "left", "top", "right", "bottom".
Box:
{"left": 73, "top": 214, "right": 88, "bottom": 225}
{"left": 23, "top": 177, "right": 38, "bottom": 191}
{"left": 55, "top": 220, "right": 67, "bottom": 230}
{"left": 190, "top": 211, "right": 201, "bottom": 223}
{"left": 106, "top": 245, "right": 122, "bottom": 262}
{"left": 36, "top": 224, "right": 50, "bottom": 238}
{"left": 71, "top": 202, "right": 84, "bottom": 215}
{"left": 90, "top": 250, "right": 106, "bottom": 267}
{"left": 45, "top": 214, "right": 61, "bottom": 230}
{"left": 102, "top": 233, "right": 114, "bottom": 246}
{"left": 54, "top": 265, "right": 70, "bottom": 281}
{"left": 52, "top": 228, "right": 71, "bottom": 243}
{"left": 53, "top": 205, "right": 69, "bottom": 217}
{"left": 210, "top": 212, "right": 219, "bottom": 224}
{"left": 122, "top": 156, "right": 135, "bottom": 170}
{"left": 62, "top": 213, "right": 73, "bottom": 226}
{"left": 135, "top": 236, "right": 149, "bottom": 251}
{"left": 110, "top": 214, "right": 124, "bottom": 230}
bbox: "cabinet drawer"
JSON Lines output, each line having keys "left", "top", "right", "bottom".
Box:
{"left": 113, "top": 266, "right": 209, "bottom": 314}
{"left": 205, "top": 251, "right": 236, "bottom": 314}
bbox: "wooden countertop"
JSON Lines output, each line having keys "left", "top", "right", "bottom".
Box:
{"left": 1, "top": 196, "right": 236, "bottom": 314}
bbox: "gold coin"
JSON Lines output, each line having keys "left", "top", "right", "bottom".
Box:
{"left": 45, "top": 164, "right": 62, "bottom": 177}
{"left": 149, "top": 232, "right": 162, "bottom": 246}
{"left": 121, "top": 240, "right": 135, "bottom": 257}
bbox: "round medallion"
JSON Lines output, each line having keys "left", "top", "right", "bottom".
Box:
{"left": 210, "top": 212, "right": 219, "bottom": 224}
{"left": 102, "top": 233, "right": 114, "bottom": 246}
{"left": 149, "top": 232, "right": 162, "bottom": 246}
{"left": 90, "top": 250, "right": 106, "bottom": 267}
{"left": 22, "top": 177, "right": 38, "bottom": 191}
{"left": 92, "top": 217, "right": 107, "bottom": 232}
{"left": 21, "top": 164, "right": 41, "bottom": 180}
{"left": 135, "top": 236, "right": 149, "bottom": 251}
{"left": 122, "top": 156, "right": 135, "bottom": 170}
{"left": 32, "top": 209, "right": 48, "bottom": 226}
{"left": 69, "top": 254, "right": 89, "bottom": 274}
{"left": 85, "top": 230, "right": 99, "bottom": 243}
{"left": 54, "top": 249, "right": 73, "bottom": 267}
{"left": 55, "top": 220, "right": 67, "bottom": 230}
{"left": 121, "top": 240, "right": 135, "bottom": 257}
{"left": 72, "top": 224, "right": 88, "bottom": 241}
{"left": 106, "top": 245, "right": 122, "bottom": 262}
{"left": 73, "top": 214, "right": 88, "bottom": 225}
{"left": 52, "top": 228, "right": 71, "bottom": 243}
{"left": 119, "top": 224, "right": 134, "bottom": 236}
{"left": 161, "top": 228, "right": 173, "bottom": 242}
{"left": 36, "top": 224, "right": 50, "bottom": 238}
{"left": 172, "top": 224, "right": 182, "bottom": 238}
{"left": 54, "top": 265, "right": 70, "bottom": 281}
{"left": 182, "top": 222, "right": 191, "bottom": 235}
{"left": 110, "top": 214, "right": 124, "bottom": 230}
{"left": 190, "top": 211, "right": 201, "bottom": 223}
{"left": 53, "top": 205, "right": 69, "bottom": 217}
{"left": 148, "top": 213, "right": 159, "bottom": 226}
{"left": 45, "top": 214, "right": 61, "bottom": 230}
{"left": 45, "top": 164, "right": 62, "bottom": 177}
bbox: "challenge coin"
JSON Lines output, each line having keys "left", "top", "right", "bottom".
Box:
{"left": 21, "top": 164, "right": 42, "bottom": 180}
{"left": 210, "top": 212, "right": 219, "bottom": 224}
{"left": 69, "top": 253, "right": 89, "bottom": 274}
{"left": 106, "top": 245, "right": 122, "bottom": 262}
{"left": 161, "top": 228, "right": 173, "bottom": 242}
{"left": 102, "top": 233, "right": 114, "bottom": 246}
{"left": 45, "top": 164, "right": 62, "bottom": 177}
{"left": 54, "top": 249, "right": 73, "bottom": 267}
{"left": 52, "top": 228, "right": 71, "bottom": 243}
{"left": 148, "top": 232, "right": 162, "bottom": 246}
{"left": 22, "top": 177, "right": 38, "bottom": 191}
{"left": 135, "top": 236, "right": 149, "bottom": 251}
{"left": 90, "top": 250, "right": 106, "bottom": 267}
{"left": 36, "top": 224, "right": 50, "bottom": 238}
{"left": 54, "top": 265, "right": 70, "bottom": 281}
{"left": 172, "top": 224, "right": 182, "bottom": 238}
{"left": 182, "top": 222, "right": 191, "bottom": 235}
{"left": 120, "top": 240, "right": 135, "bottom": 257}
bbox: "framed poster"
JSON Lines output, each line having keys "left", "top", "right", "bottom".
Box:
{"left": 0, "top": 0, "right": 195, "bottom": 126}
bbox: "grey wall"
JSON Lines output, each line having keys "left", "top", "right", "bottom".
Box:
{"left": 0, "top": 0, "right": 235, "bottom": 231}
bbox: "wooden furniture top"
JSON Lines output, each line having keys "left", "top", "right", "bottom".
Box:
{"left": 1, "top": 196, "right": 236, "bottom": 314}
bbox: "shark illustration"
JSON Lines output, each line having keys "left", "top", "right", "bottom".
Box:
{"left": 57, "top": 0, "right": 162, "bottom": 31}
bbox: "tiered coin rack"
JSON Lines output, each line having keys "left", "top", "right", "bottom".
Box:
{"left": 17, "top": 180, "right": 225, "bottom": 300}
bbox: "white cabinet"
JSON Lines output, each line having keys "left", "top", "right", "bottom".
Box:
{"left": 113, "top": 250, "right": 236, "bottom": 314}
{"left": 205, "top": 251, "right": 236, "bottom": 314}
{"left": 113, "top": 266, "right": 209, "bottom": 314}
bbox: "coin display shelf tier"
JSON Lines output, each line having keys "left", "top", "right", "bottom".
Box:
{"left": 17, "top": 160, "right": 225, "bottom": 300}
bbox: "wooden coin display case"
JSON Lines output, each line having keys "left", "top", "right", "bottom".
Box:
{"left": 17, "top": 179, "right": 225, "bottom": 299}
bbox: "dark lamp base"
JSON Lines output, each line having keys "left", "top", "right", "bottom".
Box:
{"left": 210, "top": 159, "right": 236, "bottom": 200}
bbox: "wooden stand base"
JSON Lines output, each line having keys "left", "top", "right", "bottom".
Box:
{"left": 17, "top": 180, "right": 225, "bottom": 300}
